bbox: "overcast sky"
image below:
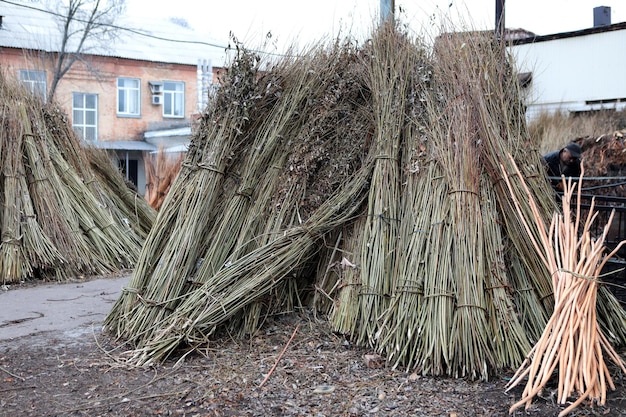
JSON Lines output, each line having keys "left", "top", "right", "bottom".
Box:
{"left": 126, "top": 0, "right": 623, "bottom": 51}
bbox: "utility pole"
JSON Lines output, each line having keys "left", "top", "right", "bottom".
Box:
{"left": 495, "top": 0, "right": 505, "bottom": 39}
{"left": 380, "top": 0, "right": 395, "bottom": 24}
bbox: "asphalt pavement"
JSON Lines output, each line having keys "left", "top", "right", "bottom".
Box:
{"left": 0, "top": 274, "right": 130, "bottom": 345}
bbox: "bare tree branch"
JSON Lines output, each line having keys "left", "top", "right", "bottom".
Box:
{"left": 47, "top": 0, "right": 126, "bottom": 102}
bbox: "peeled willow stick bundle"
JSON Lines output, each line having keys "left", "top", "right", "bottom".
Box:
{"left": 144, "top": 147, "right": 184, "bottom": 211}
{"left": 501, "top": 157, "right": 626, "bottom": 416}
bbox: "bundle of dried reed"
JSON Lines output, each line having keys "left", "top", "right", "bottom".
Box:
{"left": 355, "top": 23, "right": 422, "bottom": 347}
{"left": 105, "top": 47, "right": 272, "bottom": 341}
{"left": 106, "top": 42, "right": 374, "bottom": 346}
{"left": 129, "top": 151, "right": 375, "bottom": 364}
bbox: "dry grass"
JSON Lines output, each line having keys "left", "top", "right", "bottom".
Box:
{"left": 530, "top": 110, "right": 626, "bottom": 154}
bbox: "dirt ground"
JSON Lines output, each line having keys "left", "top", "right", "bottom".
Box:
{"left": 2, "top": 276, "right": 626, "bottom": 417}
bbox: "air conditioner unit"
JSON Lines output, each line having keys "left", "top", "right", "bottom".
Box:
{"left": 151, "top": 94, "right": 163, "bottom": 105}
{"left": 149, "top": 81, "right": 163, "bottom": 94}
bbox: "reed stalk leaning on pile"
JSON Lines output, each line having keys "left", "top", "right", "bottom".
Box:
{"left": 501, "top": 157, "right": 626, "bottom": 416}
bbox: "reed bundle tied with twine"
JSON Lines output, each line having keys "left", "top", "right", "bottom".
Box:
{"left": 355, "top": 22, "right": 424, "bottom": 347}
{"left": 105, "top": 39, "right": 374, "bottom": 350}
{"left": 501, "top": 158, "right": 626, "bottom": 416}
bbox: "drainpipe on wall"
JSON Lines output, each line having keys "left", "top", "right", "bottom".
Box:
{"left": 125, "top": 152, "right": 129, "bottom": 180}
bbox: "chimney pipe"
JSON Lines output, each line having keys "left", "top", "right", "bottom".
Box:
{"left": 593, "top": 6, "right": 611, "bottom": 27}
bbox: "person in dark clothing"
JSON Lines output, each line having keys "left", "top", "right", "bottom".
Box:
{"left": 543, "top": 142, "right": 582, "bottom": 179}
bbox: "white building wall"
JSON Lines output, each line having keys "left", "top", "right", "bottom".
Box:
{"left": 510, "top": 28, "right": 626, "bottom": 121}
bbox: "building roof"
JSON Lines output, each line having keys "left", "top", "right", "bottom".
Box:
{"left": 0, "top": 0, "right": 229, "bottom": 67}
{"left": 92, "top": 140, "right": 157, "bottom": 151}
{"left": 512, "top": 21, "right": 626, "bottom": 45}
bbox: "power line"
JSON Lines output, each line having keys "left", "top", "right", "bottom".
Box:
{"left": 0, "top": 0, "right": 289, "bottom": 57}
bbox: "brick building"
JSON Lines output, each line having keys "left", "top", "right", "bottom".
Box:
{"left": 0, "top": 0, "right": 227, "bottom": 194}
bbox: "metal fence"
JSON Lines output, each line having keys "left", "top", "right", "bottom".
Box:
{"left": 551, "top": 176, "right": 626, "bottom": 306}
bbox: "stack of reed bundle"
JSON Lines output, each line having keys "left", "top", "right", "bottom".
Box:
{"left": 0, "top": 70, "right": 155, "bottom": 283}
{"left": 105, "top": 40, "right": 373, "bottom": 351}
{"left": 104, "top": 23, "right": 626, "bottom": 389}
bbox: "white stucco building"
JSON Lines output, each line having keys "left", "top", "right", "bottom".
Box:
{"left": 509, "top": 7, "right": 626, "bottom": 121}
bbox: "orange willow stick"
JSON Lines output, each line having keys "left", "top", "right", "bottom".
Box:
{"left": 259, "top": 323, "right": 299, "bottom": 388}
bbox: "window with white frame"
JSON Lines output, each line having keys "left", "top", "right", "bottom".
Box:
{"left": 163, "top": 81, "right": 184, "bottom": 117}
{"left": 19, "top": 69, "right": 47, "bottom": 100}
{"left": 72, "top": 92, "right": 98, "bottom": 141}
{"left": 117, "top": 77, "right": 140, "bottom": 116}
